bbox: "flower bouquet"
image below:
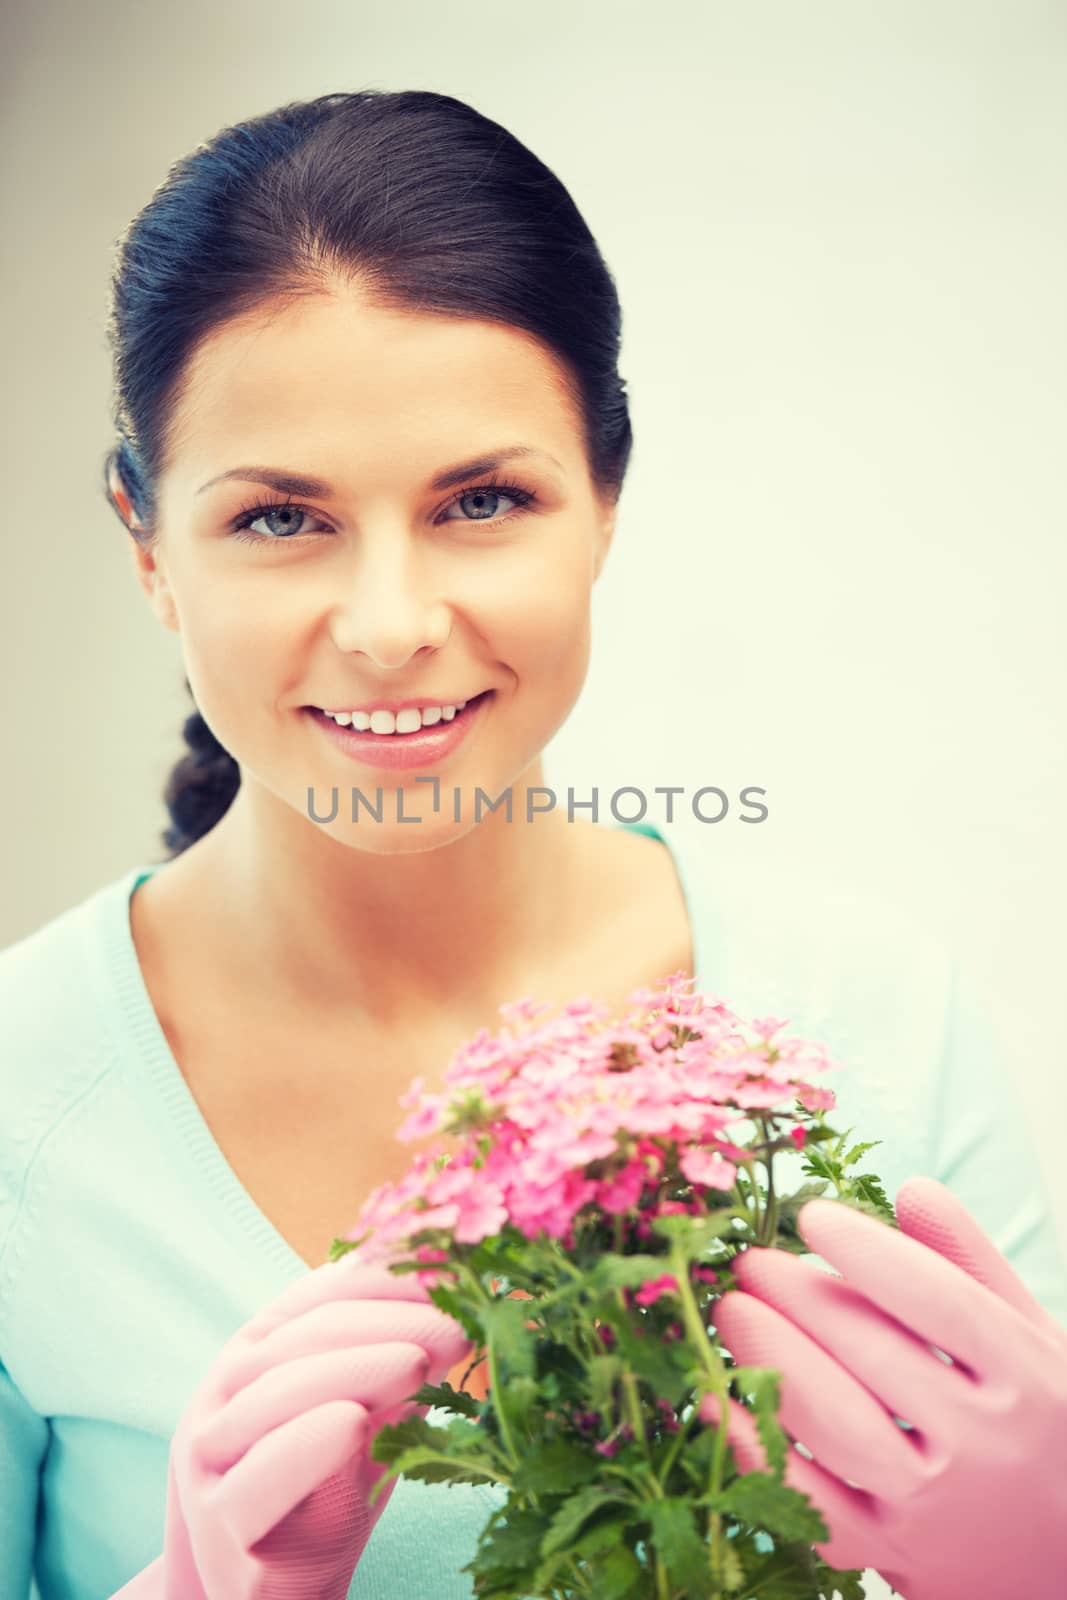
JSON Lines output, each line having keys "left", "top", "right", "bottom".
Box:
{"left": 329, "top": 972, "right": 895, "bottom": 1600}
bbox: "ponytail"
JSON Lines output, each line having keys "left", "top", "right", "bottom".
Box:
{"left": 161, "top": 685, "right": 240, "bottom": 857}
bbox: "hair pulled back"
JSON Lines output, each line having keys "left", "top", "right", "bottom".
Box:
{"left": 102, "top": 89, "right": 633, "bottom": 857}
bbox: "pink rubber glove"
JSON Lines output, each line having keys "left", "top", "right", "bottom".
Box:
{"left": 711, "top": 1177, "right": 1067, "bottom": 1599}
{"left": 111, "top": 1254, "right": 472, "bottom": 1599}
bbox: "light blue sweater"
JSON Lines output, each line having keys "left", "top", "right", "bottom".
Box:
{"left": 2, "top": 820, "right": 1065, "bottom": 1600}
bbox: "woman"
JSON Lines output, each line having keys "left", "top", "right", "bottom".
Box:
{"left": 0, "top": 88, "right": 1064, "bottom": 1599}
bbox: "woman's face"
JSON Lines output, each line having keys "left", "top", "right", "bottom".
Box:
{"left": 122, "top": 285, "right": 618, "bottom": 852}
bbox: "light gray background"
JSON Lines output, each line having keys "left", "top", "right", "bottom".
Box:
{"left": 1, "top": 14, "right": 1063, "bottom": 1589}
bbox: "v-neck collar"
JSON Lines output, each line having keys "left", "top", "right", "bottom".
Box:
{"left": 96, "top": 820, "right": 702, "bottom": 1280}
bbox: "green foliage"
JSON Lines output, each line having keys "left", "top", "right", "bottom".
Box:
{"left": 704, "top": 1472, "right": 829, "bottom": 1545}
{"left": 362, "top": 1110, "right": 894, "bottom": 1597}
{"left": 649, "top": 1212, "right": 746, "bottom": 1255}
{"left": 799, "top": 1122, "right": 896, "bottom": 1225}
{"left": 727, "top": 1368, "right": 789, "bottom": 1481}
{"left": 647, "top": 1498, "right": 719, "bottom": 1594}
{"left": 541, "top": 1485, "right": 637, "bottom": 1556}
{"left": 480, "top": 1293, "right": 538, "bottom": 1379}
{"left": 366, "top": 1414, "right": 503, "bottom": 1505}
{"left": 410, "top": 1378, "right": 483, "bottom": 1417}
{"left": 511, "top": 1438, "right": 602, "bottom": 1495}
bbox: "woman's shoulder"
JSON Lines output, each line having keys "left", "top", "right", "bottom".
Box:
{"left": 0, "top": 866, "right": 134, "bottom": 993}
{"left": 0, "top": 865, "right": 144, "bottom": 1157}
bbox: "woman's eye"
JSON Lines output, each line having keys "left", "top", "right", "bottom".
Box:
{"left": 439, "top": 483, "right": 533, "bottom": 523}
{"left": 231, "top": 502, "right": 329, "bottom": 542}
{"left": 229, "top": 480, "right": 536, "bottom": 544}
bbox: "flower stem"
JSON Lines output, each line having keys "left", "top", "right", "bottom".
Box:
{"left": 755, "top": 1117, "right": 779, "bottom": 1245}
{"left": 616, "top": 1297, "right": 652, "bottom": 1462}
{"left": 452, "top": 1260, "right": 524, "bottom": 1468}
{"left": 669, "top": 1248, "right": 732, "bottom": 1596}
{"left": 738, "top": 1159, "right": 762, "bottom": 1237}
{"left": 484, "top": 1331, "right": 521, "bottom": 1464}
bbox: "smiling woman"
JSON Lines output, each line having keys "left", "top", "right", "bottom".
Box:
{"left": 3, "top": 76, "right": 1066, "bottom": 1600}
{"left": 72, "top": 84, "right": 652, "bottom": 1600}
{"left": 101, "top": 91, "right": 629, "bottom": 872}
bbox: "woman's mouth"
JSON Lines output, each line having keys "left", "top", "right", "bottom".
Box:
{"left": 303, "top": 690, "right": 495, "bottom": 771}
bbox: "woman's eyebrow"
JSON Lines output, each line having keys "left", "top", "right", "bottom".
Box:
{"left": 195, "top": 445, "right": 564, "bottom": 498}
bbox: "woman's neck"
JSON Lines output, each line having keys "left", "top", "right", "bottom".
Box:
{"left": 166, "top": 774, "right": 599, "bottom": 1032}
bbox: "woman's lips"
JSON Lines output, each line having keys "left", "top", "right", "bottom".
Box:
{"left": 304, "top": 690, "right": 494, "bottom": 770}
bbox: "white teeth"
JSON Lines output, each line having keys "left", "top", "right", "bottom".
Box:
{"left": 320, "top": 698, "right": 472, "bottom": 733}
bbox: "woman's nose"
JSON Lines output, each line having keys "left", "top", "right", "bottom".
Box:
{"left": 325, "top": 542, "right": 453, "bottom": 668}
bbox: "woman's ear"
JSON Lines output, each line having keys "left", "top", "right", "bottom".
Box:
{"left": 593, "top": 503, "right": 618, "bottom": 582}
{"left": 109, "top": 463, "right": 180, "bottom": 633}
{"left": 125, "top": 536, "right": 180, "bottom": 633}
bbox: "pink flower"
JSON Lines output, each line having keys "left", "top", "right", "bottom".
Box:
{"left": 338, "top": 970, "right": 849, "bottom": 1275}
{"left": 749, "top": 1015, "right": 791, "bottom": 1042}
{"left": 679, "top": 1148, "right": 738, "bottom": 1191}
{"left": 790, "top": 1125, "right": 808, "bottom": 1150}
{"left": 634, "top": 1273, "right": 679, "bottom": 1307}
{"left": 796, "top": 1085, "right": 836, "bottom": 1112}
{"left": 396, "top": 1093, "right": 450, "bottom": 1142}
{"left": 597, "top": 1161, "right": 646, "bottom": 1215}
{"left": 453, "top": 1190, "right": 509, "bottom": 1245}
{"left": 398, "top": 1075, "right": 427, "bottom": 1110}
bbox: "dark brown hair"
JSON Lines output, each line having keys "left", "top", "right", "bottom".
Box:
{"left": 102, "top": 89, "right": 633, "bottom": 857}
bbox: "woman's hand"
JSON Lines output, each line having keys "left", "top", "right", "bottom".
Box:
{"left": 711, "top": 1177, "right": 1067, "bottom": 1600}
{"left": 115, "top": 1253, "right": 472, "bottom": 1599}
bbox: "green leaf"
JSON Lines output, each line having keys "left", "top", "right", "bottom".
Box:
{"left": 502, "top": 1372, "right": 540, "bottom": 1430}
{"left": 794, "top": 1122, "right": 838, "bottom": 1147}
{"left": 799, "top": 1148, "right": 839, "bottom": 1183}
{"left": 714, "top": 1536, "right": 746, "bottom": 1594}
{"left": 584, "top": 1542, "right": 644, "bottom": 1599}
{"left": 367, "top": 1415, "right": 498, "bottom": 1503}
{"left": 646, "top": 1497, "right": 715, "bottom": 1596}
{"left": 411, "top": 1378, "right": 482, "bottom": 1418}
{"left": 820, "top": 1570, "right": 867, "bottom": 1599}
{"left": 711, "top": 1471, "right": 830, "bottom": 1544}
{"left": 727, "top": 1367, "right": 788, "bottom": 1480}
{"left": 511, "top": 1437, "right": 602, "bottom": 1495}
{"left": 473, "top": 1504, "right": 550, "bottom": 1573}
{"left": 678, "top": 1417, "right": 716, "bottom": 1488}
{"left": 742, "top": 1543, "right": 832, "bottom": 1599}
{"left": 423, "top": 1280, "right": 487, "bottom": 1345}
{"left": 586, "top": 1352, "right": 623, "bottom": 1413}
{"left": 587, "top": 1252, "right": 673, "bottom": 1293}
{"left": 651, "top": 1212, "right": 743, "bottom": 1255}
{"left": 572, "top": 1513, "right": 632, "bottom": 1560}
{"left": 841, "top": 1139, "right": 881, "bottom": 1169}
{"left": 540, "top": 1484, "right": 635, "bottom": 1558}
{"left": 845, "top": 1174, "right": 895, "bottom": 1223}
{"left": 368, "top": 1413, "right": 447, "bottom": 1466}
{"left": 480, "top": 1294, "right": 537, "bottom": 1379}
{"left": 610, "top": 1317, "right": 694, "bottom": 1399}
{"left": 327, "top": 1236, "right": 362, "bottom": 1261}
{"left": 366, "top": 1442, "right": 498, "bottom": 1502}
{"left": 772, "top": 1181, "right": 830, "bottom": 1218}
